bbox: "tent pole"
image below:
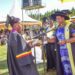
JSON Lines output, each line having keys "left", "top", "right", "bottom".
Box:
{"left": 22, "top": 9, "right": 24, "bottom": 34}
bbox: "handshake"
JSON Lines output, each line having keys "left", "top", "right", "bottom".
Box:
{"left": 27, "top": 39, "right": 42, "bottom": 47}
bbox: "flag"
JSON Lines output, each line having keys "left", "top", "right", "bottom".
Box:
{"left": 60, "top": 0, "right": 75, "bottom": 3}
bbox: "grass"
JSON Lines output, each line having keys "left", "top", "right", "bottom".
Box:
{"left": 0, "top": 45, "right": 56, "bottom": 75}
{"left": 0, "top": 45, "right": 8, "bottom": 75}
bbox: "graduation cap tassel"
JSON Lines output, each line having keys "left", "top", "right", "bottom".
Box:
{"left": 5, "top": 15, "right": 11, "bottom": 28}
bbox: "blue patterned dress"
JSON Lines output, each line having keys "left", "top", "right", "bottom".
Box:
{"left": 56, "top": 26, "right": 75, "bottom": 75}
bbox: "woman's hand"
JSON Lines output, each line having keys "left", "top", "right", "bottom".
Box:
{"left": 47, "top": 37, "right": 56, "bottom": 43}
{"left": 58, "top": 40, "right": 66, "bottom": 45}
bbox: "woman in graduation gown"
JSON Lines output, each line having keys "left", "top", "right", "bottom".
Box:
{"left": 6, "top": 16, "right": 39, "bottom": 75}
{"left": 50, "top": 11, "right": 75, "bottom": 75}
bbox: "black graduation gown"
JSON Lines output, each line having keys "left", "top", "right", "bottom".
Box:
{"left": 55, "top": 41, "right": 64, "bottom": 75}
{"left": 7, "top": 31, "right": 39, "bottom": 75}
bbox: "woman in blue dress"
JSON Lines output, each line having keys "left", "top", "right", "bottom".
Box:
{"left": 50, "top": 11, "right": 75, "bottom": 75}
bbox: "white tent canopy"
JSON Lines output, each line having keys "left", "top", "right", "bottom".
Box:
{"left": 9, "top": 0, "right": 38, "bottom": 22}
{"left": 0, "top": 0, "right": 39, "bottom": 22}
{"left": 0, "top": 16, "right": 6, "bottom": 22}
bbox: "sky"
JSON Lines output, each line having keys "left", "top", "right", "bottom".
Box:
{"left": 0, "top": 0, "right": 75, "bottom": 19}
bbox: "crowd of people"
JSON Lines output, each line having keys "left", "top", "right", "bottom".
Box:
{"left": 42, "top": 10, "right": 75, "bottom": 75}
{"left": 0, "top": 9, "right": 75, "bottom": 75}
{"left": 0, "top": 29, "right": 10, "bottom": 45}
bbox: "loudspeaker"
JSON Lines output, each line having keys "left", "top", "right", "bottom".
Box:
{"left": 32, "top": 0, "right": 41, "bottom": 6}
{"left": 22, "top": 0, "right": 42, "bottom": 8}
{"left": 22, "top": 0, "right": 30, "bottom": 8}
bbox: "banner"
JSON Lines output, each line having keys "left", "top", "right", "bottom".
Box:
{"left": 60, "top": 0, "right": 75, "bottom": 3}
